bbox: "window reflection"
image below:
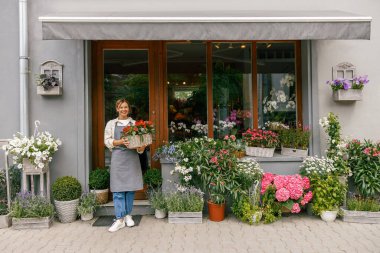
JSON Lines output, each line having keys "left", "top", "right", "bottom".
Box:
{"left": 167, "top": 43, "right": 207, "bottom": 141}
{"left": 257, "top": 43, "right": 297, "bottom": 128}
{"left": 212, "top": 43, "right": 252, "bottom": 139}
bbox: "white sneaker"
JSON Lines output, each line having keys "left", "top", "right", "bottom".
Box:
{"left": 108, "top": 219, "right": 125, "bottom": 232}
{"left": 125, "top": 215, "right": 135, "bottom": 227}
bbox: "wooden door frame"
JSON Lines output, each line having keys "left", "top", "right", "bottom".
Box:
{"left": 91, "top": 41, "right": 161, "bottom": 168}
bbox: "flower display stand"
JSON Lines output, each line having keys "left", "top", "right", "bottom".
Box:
{"left": 245, "top": 147, "right": 275, "bottom": 158}
{"left": 333, "top": 89, "right": 362, "bottom": 101}
{"left": 281, "top": 147, "right": 308, "bottom": 158}
{"left": 12, "top": 216, "right": 52, "bottom": 229}
{"left": 341, "top": 208, "right": 380, "bottom": 224}
{"left": 168, "top": 211, "right": 202, "bottom": 224}
{"left": 22, "top": 159, "right": 50, "bottom": 201}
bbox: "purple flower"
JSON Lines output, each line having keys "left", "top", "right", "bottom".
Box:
{"left": 352, "top": 75, "right": 369, "bottom": 89}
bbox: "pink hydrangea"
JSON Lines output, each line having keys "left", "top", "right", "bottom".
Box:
{"left": 291, "top": 203, "right": 301, "bottom": 213}
{"left": 288, "top": 184, "right": 304, "bottom": 200}
{"left": 275, "top": 188, "right": 290, "bottom": 202}
{"left": 273, "top": 175, "right": 286, "bottom": 189}
{"left": 302, "top": 191, "right": 313, "bottom": 205}
{"left": 261, "top": 179, "right": 272, "bottom": 194}
{"left": 263, "top": 173, "right": 275, "bottom": 183}
{"left": 302, "top": 177, "right": 310, "bottom": 189}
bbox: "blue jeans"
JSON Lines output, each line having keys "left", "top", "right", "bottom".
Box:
{"left": 113, "top": 191, "right": 135, "bottom": 219}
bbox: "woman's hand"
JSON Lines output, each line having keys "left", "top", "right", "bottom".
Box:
{"left": 136, "top": 145, "right": 146, "bottom": 154}
{"left": 120, "top": 138, "right": 129, "bottom": 147}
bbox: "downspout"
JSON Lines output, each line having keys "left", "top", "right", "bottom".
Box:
{"left": 19, "top": 0, "right": 29, "bottom": 136}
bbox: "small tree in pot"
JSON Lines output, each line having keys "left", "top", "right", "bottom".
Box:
{"left": 89, "top": 168, "right": 110, "bottom": 204}
{"left": 52, "top": 176, "right": 82, "bottom": 223}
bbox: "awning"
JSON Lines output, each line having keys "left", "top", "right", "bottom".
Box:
{"left": 39, "top": 10, "right": 372, "bottom": 40}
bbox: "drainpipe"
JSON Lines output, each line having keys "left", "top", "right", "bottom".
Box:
{"left": 19, "top": 0, "right": 29, "bottom": 136}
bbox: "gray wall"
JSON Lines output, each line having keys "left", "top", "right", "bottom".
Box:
{"left": 1, "top": 0, "right": 379, "bottom": 187}
{"left": 0, "top": 0, "right": 19, "bottom": 138}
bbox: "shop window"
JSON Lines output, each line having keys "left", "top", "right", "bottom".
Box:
{"left": 167, "top": 43, "right": 208, "bottom": 141}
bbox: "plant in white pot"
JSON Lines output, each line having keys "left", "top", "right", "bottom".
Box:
{"left": 311, "top": 175, "right": 346, "bottom": 222}
{"left": 52, "top": 176, "right": 82, "bottom": 223}
{"left": 148, "top": 189, "right": 167, "bottom": 219}
{"left": 77, "top": 192, "right": 98, "bottom": 221}
{"left": 89, "top": 168, "right": 110, "bottom": 205}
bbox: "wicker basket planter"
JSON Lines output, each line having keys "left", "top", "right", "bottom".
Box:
{"left": 341, "top": 207, "right": 380, "bottom": 224}
{"left": 91, "top": 189, "right": 109, "bottom": 205}
{"left": 245, "top": 146, "right": 275, "bottom": 157}
{"left": 281, "top": 147, "right": 308, "bottom": 158}
{"left": 127, "top": 134, "right": 152, "bottom": 149}
{"left": 168, "top": 212, "right": 202, "bottom": 224}
{"left": 0, "top": 214, "right": 12, "bottom": 229}
{"left": 12, "top": 216, "right": 52, "bottom": 229}
{"left": 333, "top": 89, "right": 362, "bottom": 101}
{"left": 54, "top": 198, "right": 79, "bottom": 223}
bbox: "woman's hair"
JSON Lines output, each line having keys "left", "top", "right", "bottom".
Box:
{"left": 115, "top": 98, "right": 130, "bottom": 110}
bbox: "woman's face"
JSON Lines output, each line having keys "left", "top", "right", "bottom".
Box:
{"left": 117, "top": 102, "right": 129, "bottom": 119}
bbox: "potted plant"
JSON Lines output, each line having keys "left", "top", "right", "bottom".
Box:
{"left": 3, "top": 131, "right": 62, "bottom": 172}
{"left": 89, "top": 168, "right": 110, "bottom": 204}
{"left": 121, "top": 120, "right": 155, "bottom": 148}
{"left": 310, "top": 175, "right": 346, "bottom": 222}
{"left": 10, "top": 192, "right": 54, "bottom": 229}
{"left": 341, "top": 195, "right": 380, "bottom": 224}
{"left": 279, "top": 126, "right": 310, "bottom": 157}
{"left": 327, "top": 75, "right": 369, "bottom": 101}
{"left": 52, "top": 176, "right": 82, "bottom": 223}
{"left": 77, "top": 192, "right": 98, "bottom": 221}
{"left": 260, "top": 173, "right": 313, "bottom": 222}
{"left": 148, "top": 189, "right": 167, "bottom": 219}
{"left": 242, "top": 128, "right": 279, "bottom": 157}
{"left": 143, "top": 168, "right": 162, "bottom": 190}
{"left": 166, "top": 186, "right": 204, "bottom": 224}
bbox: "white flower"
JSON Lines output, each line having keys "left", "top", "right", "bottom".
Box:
{"left": 17, "top": 164, "right": 23, "bottom": 169}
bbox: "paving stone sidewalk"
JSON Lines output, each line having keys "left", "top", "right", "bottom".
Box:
{"left": 0, "top": 214, "right": 379, "bottom": 253}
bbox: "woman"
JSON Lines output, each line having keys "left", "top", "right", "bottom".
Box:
{"left": 104, "top": 98, "right": 146, "bottom": 232}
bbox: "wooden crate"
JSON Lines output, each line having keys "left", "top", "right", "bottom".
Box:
{"left": 12, "top": 217, "right": 52, "bottom": 229}
{"left": 341, "top": 208, "right": 380, "bottom": 224}
{"left": 168, "top": 212, "right": 202, "bottom": 224}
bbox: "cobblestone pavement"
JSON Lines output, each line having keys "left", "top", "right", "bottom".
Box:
{"left": 0, "top": 214, "right": 379, "bottom": 253}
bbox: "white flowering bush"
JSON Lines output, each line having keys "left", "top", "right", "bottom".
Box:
{"left": 3, "top": 132, "right": 62, "bottom": 170}
{"left": 237, "top": 160, "right": 263, "bottom": 190}
{"left": 299, "top": 156, "right": 336, "bottom": 177}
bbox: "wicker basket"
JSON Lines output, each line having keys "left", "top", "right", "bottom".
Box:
{"left": 127, "top": 134, "right": 152, "bottom": 149}
{"left": 54, "top": 199, "right": 79, "bottom": 223}
{"left": 245, "top": 146, "right": 275, "bottom": 157}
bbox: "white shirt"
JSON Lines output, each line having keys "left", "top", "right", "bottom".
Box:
{"left": 104, "top": 117, "right": 136, "bottom": 150}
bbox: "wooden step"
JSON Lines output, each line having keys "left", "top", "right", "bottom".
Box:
{"left": 95, "top": 200, "right": 154, "bottom": 216}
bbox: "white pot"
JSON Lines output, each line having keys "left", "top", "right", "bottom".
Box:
{"left": 80, "top": 212, "right": 94, "bottom": 221}
{"left": 54, "top": 199, "right": 79, "bottom": 223}
{"left": 320, "top": 210, "right": 338, "bottom": 222}
{"left": 155, "top": 209, "right": 167, "bottom": 219}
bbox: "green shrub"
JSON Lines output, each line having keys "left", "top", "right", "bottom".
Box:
{"left": 231, "top": 196, "right": 262, "bottom": 225}
{"left": 10, "top": 192, "right": 54, "bottom": 218}
{"left": 77, "top": 192, "right": 98, "bottom": 215}
{"left": 89, "top": 168, "right": 110, "bottom": 190}
{"left": 143, "top": 168, "right": 162, "bottom": 190}
{"left": 52, "top": 176, "right": 82, "bottom": 201}
{"left": 148, "top": 190, "right": 166, "bottom": 211}
{"left": 0, "top": 202, "right": 8, "bottom": 215}
{"left": 311, "top": 175, "right": 346, "bottom": 215}
{"left": 347, "top": 197, "right": 380, "bottom": 212}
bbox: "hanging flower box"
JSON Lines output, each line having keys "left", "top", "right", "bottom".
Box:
{"left": 333, "top": 89, "right": 362, "bottom": 101}
{"left": 127, "top": 134, "right": 152, "bottom": 149}
{"left": 281, "top": 147, "right": 308, "bottom": 158}
{"left": 37, "top": 86, "right": 62, "bottom": 96}
{"left": 245, "top": 146, "right": 275, "bottom": 157}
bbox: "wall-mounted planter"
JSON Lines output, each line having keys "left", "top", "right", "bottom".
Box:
{"left": 333, "top": 89, "right": 362, "bottom": 101}
{"left": 37, "top": 86, "right": 62, "bottom": 96}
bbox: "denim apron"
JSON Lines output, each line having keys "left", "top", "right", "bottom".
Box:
{"left": 110, "top": 124, "right": 143, "bottom": 192}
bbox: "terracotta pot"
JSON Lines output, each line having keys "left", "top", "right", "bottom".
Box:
{"left": 208, "top": 200, "right": 225, "bottom": 222}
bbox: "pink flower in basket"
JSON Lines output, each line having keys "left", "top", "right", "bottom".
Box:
{"left": 261, "top": 173, "right": 312, "bottom": 214}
